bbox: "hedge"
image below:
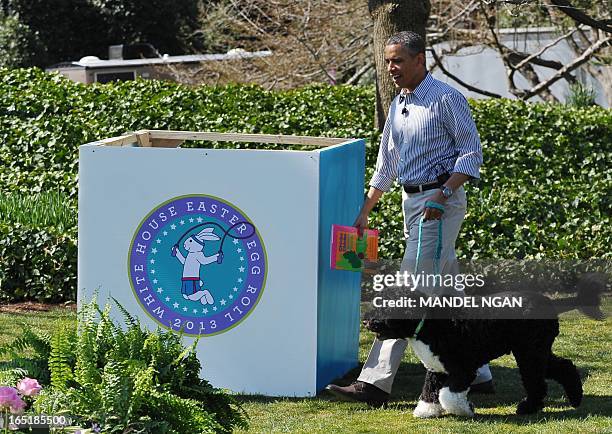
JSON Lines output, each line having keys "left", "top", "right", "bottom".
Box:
{"left": 0, "top": 192, "right": 77, "bottom": 302}
{"left": 0, "top": 67, "right": 610, "bottom": 302}
{"left": 0, "top": 223, "right": 77, "bottom": 302}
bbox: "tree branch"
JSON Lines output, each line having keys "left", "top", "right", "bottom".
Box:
{"left": 428, "top": 0, "right": 481, "bottom": 45}
{"left": 429, "top": 47, "right": 502, "bottom": 98}
{"left": 549, "top": 0, "right": 612, "bottom": 33}
{"left": 513, "top": 28, "right": 578, "bottom": 71}
{"left": 290, "top": 33, "right": 337, "bottom": 83}
{"left": 523, "top": 36, "right": 612, "bottom": 99}
{"left": 507, "top": 50, "right": 564, "bottom": 70}
{"left": 346, "top": 62, "right": 374, "bottom": 85}
{"left": 504, "top": 29, "right": 581, "bottom": 89}
{"left": 479, "top": 1, "right": 525, "bottom": 97}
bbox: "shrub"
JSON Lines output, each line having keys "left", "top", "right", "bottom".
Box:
{"left": 0, "top": 192, "right": 77, "bottom": 302}
{"left": 1, "top": 298, "right": 248, "bottom": 433}
{"left": 0, "top": 223, "right": 77, "bottom": 303}
{"left": 465, "top": 100, "right": 611, "bottom": 259}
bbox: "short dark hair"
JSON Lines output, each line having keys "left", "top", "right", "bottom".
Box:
{"left": 386, "top": 31, "right": 425, "bottom": 55}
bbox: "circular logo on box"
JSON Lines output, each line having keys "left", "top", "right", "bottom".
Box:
{"left": 128, "top": 195, "right": 267, "bottom": 336}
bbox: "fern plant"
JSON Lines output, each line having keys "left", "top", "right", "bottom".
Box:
{"left": 0, "top": 324, "right": 58, "bottom": 386}
{"left": 30, "top": 297, "right": 248, "bottom": 433}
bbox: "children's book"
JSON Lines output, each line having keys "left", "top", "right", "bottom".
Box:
{"left": 330, "top": 224, "right": 379, "bottom": 272}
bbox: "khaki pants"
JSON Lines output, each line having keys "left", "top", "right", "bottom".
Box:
{"left": 358, "top": 187, "right": 491, "bottom": 393}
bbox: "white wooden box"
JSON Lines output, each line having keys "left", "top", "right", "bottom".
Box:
{"left": 78, "top": 130, "right": 365, "bottom": 396}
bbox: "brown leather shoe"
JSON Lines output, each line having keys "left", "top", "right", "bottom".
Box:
{"left": 469, "top": 379, "right": 495, "bottom": 394}
{"left": 325, "top": 381, "right": 389, "bottom": 407}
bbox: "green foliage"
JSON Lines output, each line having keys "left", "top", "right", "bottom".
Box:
{"left": 0, "top": 191, "right": 77, "bottom": 303}
{"left": 566, "top": 82, "right": 597, "bottom": 107}
{"left": 91, "top": 0, "right": 201, "bottom": 55}
{"left": 1, "top": 0, "right": 202, "bottom": 67}
{"left": 0, "top": 14, "right": 44, "bottom": 68}
{"left": 3, "top": 0, "right": 106, "bottom": 67}
{"left": 0, "top": 223, "right": 77, "bottom": 302}
{"left": 0, "top": 192, "right": 76, "bottom": 232}
{"left": 465, "top": 99, "right": 611, "bottom": 260}
{"left": 0, "top": 324, "right": 53, "bottom": 385}
{"left": 0, "top": 69, "right": 376, "bottom": 200}
{"left": 14, "top": 298, "right": 249, "bottom": 433}
{"left": 48, "top": 327, "right": 74, "bottom": 389}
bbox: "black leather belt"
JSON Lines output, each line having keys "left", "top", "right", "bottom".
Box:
{"left": 403, "top": 173, "right": 450, "bottom": 194}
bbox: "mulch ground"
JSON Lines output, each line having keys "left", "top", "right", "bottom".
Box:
{"left": 0, "top": 302, "right": 77, "bottom": 313}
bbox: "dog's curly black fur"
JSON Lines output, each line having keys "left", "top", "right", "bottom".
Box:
{"left": 363, "top": 274, "right": 606, "bottom": 416}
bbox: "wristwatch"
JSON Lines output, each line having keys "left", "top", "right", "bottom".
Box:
{"left": 440, "top": 185, "right": 453, "bottom": 199}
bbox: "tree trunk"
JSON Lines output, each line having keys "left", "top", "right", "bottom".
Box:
{"left": 368, "top": 0, "right": 431, "bottom": 131}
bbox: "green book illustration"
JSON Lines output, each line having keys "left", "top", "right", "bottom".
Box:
{"left": 330, "top": 224, "right": 379, "bottom": 272}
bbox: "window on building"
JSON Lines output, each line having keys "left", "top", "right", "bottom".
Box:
{"left": 95, "top": 71, "right": 136, "bottom": 83}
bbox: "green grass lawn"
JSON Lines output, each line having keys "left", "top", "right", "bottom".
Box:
{"left": 0, "top": 307, "right": 610, "bottom": 433}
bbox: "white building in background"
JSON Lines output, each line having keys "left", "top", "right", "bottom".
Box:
{"left": 427, "top": 27, "right": 610, "bottom": 107}
{"left": 46, "top": 47, "right": 272, "bottom": 85}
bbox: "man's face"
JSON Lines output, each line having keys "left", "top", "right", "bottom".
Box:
{"left": 384, "top": 44, "right": 425, "bottom": 90}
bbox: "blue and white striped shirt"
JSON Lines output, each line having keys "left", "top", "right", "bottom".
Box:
{"left": 370, "top": 73, "right": 483, "bottom": 191}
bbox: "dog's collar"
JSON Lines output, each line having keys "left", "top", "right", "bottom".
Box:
{"left": 413, "top": 318, "right": 425, "bottom": 338}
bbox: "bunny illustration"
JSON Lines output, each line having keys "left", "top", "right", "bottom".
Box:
{"left": 171, "top": 227, "right": 224, "bottom": 305}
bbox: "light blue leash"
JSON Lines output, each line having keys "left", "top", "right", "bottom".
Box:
{"left": 412, "top": 200, "right": 445, "bottom": 339}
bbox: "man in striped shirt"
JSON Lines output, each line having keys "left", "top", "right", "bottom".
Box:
{"left": 326, "top": 31, "right": 492, "bottom": 414}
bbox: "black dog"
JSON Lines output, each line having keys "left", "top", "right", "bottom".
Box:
{"left": 363, "top": 274, "right": 605, "bottom": 417}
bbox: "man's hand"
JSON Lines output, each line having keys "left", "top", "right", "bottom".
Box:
{"left": 353, "top": 187, "right": 384, "bottom": 237}
{"left": 422, "top": 190, "right": 447, "bottom": 221}
{"left": 353, "top": 212, "right": 368, "bottom": 237}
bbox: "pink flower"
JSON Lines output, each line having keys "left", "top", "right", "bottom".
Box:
{"left": 16, "top": 377, "right": 42, "bottom": 397}
{"left": 9, "top": 395, "right": 26, "bottom": 415}
{"left": 0, "top": 386, "right": 19, "bottom": 409}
